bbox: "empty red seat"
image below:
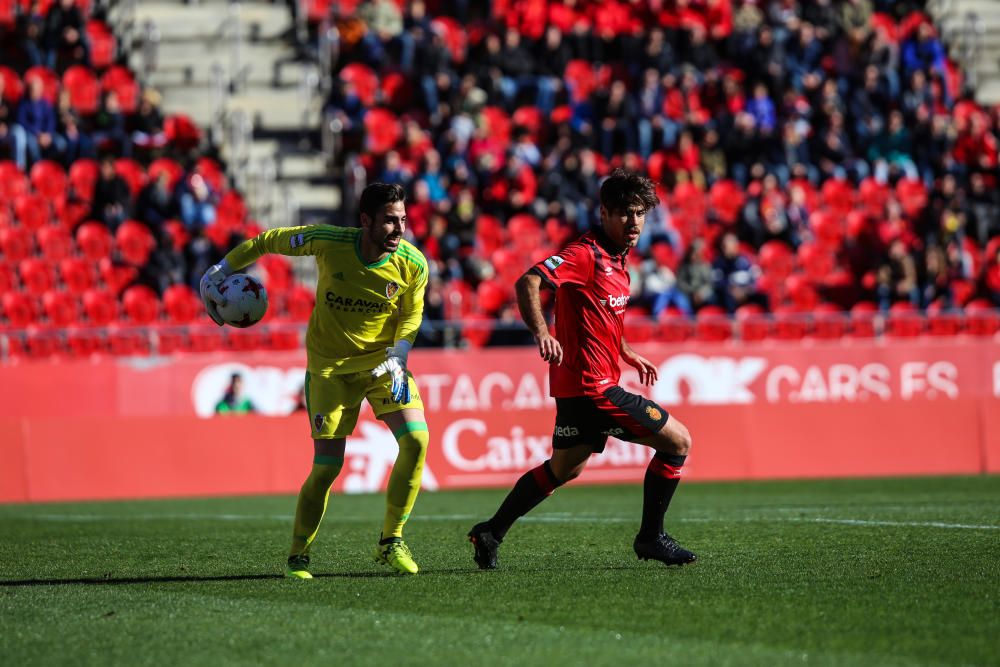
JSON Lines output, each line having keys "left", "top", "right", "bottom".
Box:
{"left": 29, "top": 159, "right": 68, "bottom": 202}
{"left": 0, "top": 66, "right": 23, "bottom": 103}
{"left": 758, "top": 241, "right": 794, "bottom": 281}
{"left": 59, "top": 257, "right": 96, "bottom": 294}
{"left": 85, "top": 19, "right": 116, "bottom": 69}
{"left": 268, "top": 325, "right": 302, "bottom": 350}
{"left": 695, "top": 306, "right": 731, "bottom": 342}
{"left": 114, "top": 158, "right": 146, "bottom": 195}
{"left": 772, "top": 307, "right": 809, "bottom": 340}
{"left": 339, "top": 63, "right": 378, "bottom": 107}
{"left": 735, "top": 303, "right": 769, "bottom": 341}
{"left": 1, "top": 292, "right": 37, "bottom": 327}
{"left": 926, "top": 309, "right": 963, "bottom": 336}
{"left": 148, "top": 157, "right": 184, "bottom": 191}
{"left": 42, "top": 290, "right": 80, "bottom": 327}
{"left": 121, "top": 285, "right": 159, "bottom": 324}
{"left": 849, "top": 302, "right": 879, "bottom": 338}
{"left": 65, "top": 326, "right": 105, "bottom": 357}
{"left": 14, "top": 193, "right": 50, "bottom": 230}
{"left": 187, "top": 325, "right": 225, "bottom": 353}
{"left": 284, "top": 285, "right": 315, "bottom": 322}
{"left": 98, "top": 256, "right": 138, "bottom": 294}
{"left": 76, "top": 221, "right": 113, "bottom": 261}
{"left": 811, "top": 304, "right": 848, "bottom": 339}
{"left": 101, "top": 65, "right": 138, "bottom": 112}
{"left": 225, "top": 327, "right": 267, "bottom": 352}
{"left": 885, "top": 302, "right": 923, "bottom": 338}
{"left": 0, "top": 226, "right": 33, "bottom": 261}
{"left": 657, "top": 310, "right": 692, "bottom": 342}
{"left": 0, "top": 160, "right": 28, "bottom": 201}
{"left": 964, "top": 300, "right": 1000, "bottom": 336}
{"left": 36, "top": 226, "right": 74, "bottom": 261}
{"left": 163, "top": 114, "right": 202, "bottom": 151}
{"left": 153, "top": 326, "right": 188, "bottom": 355}
{"left": 68, "top": 158, "right": 99, "bottom": 201}
{"left": 106, "top": 324, "right": 150, "bottom": 356}
{"left": 163, "top": 284, "right": 201, "bottom": 324}
{"left": 19, "top": 257, "right": 55, "bottom": 292}
{"left": 363, "top": 108, "right": 402, "bottom": 155}
{"left": 115, "top": 220, "right": 155, "bottom": 266}
{"left": 82, "top": 288, "right": 118, "bottom": 325}
{"left": 62, "top": 65, "right": 100, "bottom": 115}
{"left": 24, "top": 328, "right": 61, "bottom": 358}
{"left": 0, "top": 261, "right": 16, "bottom": 291}
{"left": 195, "top": 157, "right": 225, "bottom": 192}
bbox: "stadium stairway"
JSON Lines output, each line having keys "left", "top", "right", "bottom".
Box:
{"left": 930, "top": 0, "right": 1000, "bottom": 105}
{"left": 127, "top": 0, "right": 337, "bottom": 287}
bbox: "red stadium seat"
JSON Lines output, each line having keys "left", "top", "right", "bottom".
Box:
{"left": 1, "top": 292, "right": 37, "bottom": 327}
{"left": 148, "top": 157, "right": 184, "bottom": 191}
{"left": 848, "top": 302, "right": 879, "bottom": 338}
{"left": 62, "top": 65, "right": 101, "bottom": 115}
{"left": 0, "top": 226, "right": 33, "bottom": 262}
{"left": 0, "top": 65, "right": 23, "bottom": 103}
{"left": 98, "top": 257, "right": 138, "bottom": 294}
{"left": 115, "top": 220, "right": 155, "bottom": 266}
{"left": 194, "top": 158, "right": 226, "bottom": 193}
{"left": 284, "top": 285, "right": 315, "bottom": 322}
{"left": 796, "top": 243, "right": 835, "bottom": 283}
{"left": 65, "top": 326, "right": 105, "bottom": 357}
{"left": 122, "top": 285, "right": 160, "bottom": 324}
{"left": 820, "top": 176, "right": 853, "bottom": 216}
{"left": 24, "top": 66, "right": 59, "bottom": 102}
{"left": 462, "top": 312, "right": 495, "bottom": 348}
{"left": 708, "top": 180, "right": 745, "bottom": 226}
{"left": 24, "top": 327, "right": 61, "bottom": 358}
{"left": 101, "top": 65, "right": 138, "bottom": 112}
{"left": 339, "top": 63, "right": 378, "bottom": 107}
{"left": 895, "top": 177, "right": 928, "bottom": 220}
{"left": 772, "top": 306, "right": 809, "bottom": 340}
{"left": 926, "top": 309, "right": 963, "bottom": 336}
{"left": 657, "top": 309, "right": 692, "bottom": 342}
{"left": 107, "top": 324, "right": 151, "bottom": 356}
{"left": 163, "top": 114, "right": 202, "bottom": 151}
{"left": 809, "top": 210, "right": 844, "bottom": 248}
{"left": 735, "top": 303, "right": 769, "bottom": 341}
{"left": 964, "top": 300, "right": 1000, "bottom": 336}
{"left": 69, "top": 158, "right": 99, "bottom": 201}
{"left": 0, "top": 160, "right": 28, "bottom": 201}
{"left": 187, "top": 325, "right": 225, "bottom": 353}
{"left": 42, "top": 290, "right": 80, "bottom": 327}
{"left": 29, "top": 160, "right": 68, "bottom": 202}
{"left": 0, "top": 261, "right": 16, "bottom": 291}
{"left": 811, "top": 304, "right": 848, "bottom": 339}
{"left": 695, "top": 306, "right": 731, "bottom": 342}
{"left": 14, "top": 193, "right": 51, "bottom": 230}
{"left": 363, "top": 108, "right": 402, "bottom": 155}
{"left": 268, "top": 325, "right": 301, "bottom": 351}
{"left": 18, "top": 257, "right": 56, "bottom": 292}
{"left": 225, "top": 327, "right": 267, "bottom": 352}
{"left": 76, "top": 221, "right": 113, "bottom": 261}
{"left": 163, "top": 284, "right": 201, "bottom": 324}
{"left": 758, "top": 241, "right": 794, "bottom": 281}
{"left": 885, "top": 302, "right": 923, "bottom": 338}
{"left": 36, "top": 226, "right": 74, "bottom": 262}
{"left": 59, "top": 257, "right": 96, "bottom": 294}
{"left": 114, "top": 158, "right": 146, "bottom": 195}
{"left": 85, "top": 19, "right": 116, "bottom": 69}
{"left": 152, "top": 326, "right": 188, "bottom": 355}
{"left": 82, "top": 288, "right": 118, "bottom": 325}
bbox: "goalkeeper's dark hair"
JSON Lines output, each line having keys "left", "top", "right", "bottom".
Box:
{"left": 359, "top": 182, "right": 406, "bottom": 220}
{"left": 599, "top": 169, "right": 660, "bottom": 214}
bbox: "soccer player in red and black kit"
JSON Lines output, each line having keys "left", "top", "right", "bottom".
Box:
{"left": 468, "top": 169, "right": 697, "bottom": 569}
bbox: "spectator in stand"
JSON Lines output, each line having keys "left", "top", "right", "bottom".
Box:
{"left": 746, "top": 82, "right": 777, "bottom": 134}
{"left": 595, "top": 79, "right": 638, "bottom": 158}
{"left": 43, "top": 0, "right": 89, "bottom": 69}
{"left": 646, "top": 257, "right": 693, "bottom": 317}
{"left": 15, "top": 1, "right": 46, "bottom": 68}
{"left": 90, "top": 156, "right": 132, "bottom": 230}
{"left": 869, "top": 110, "right": 918, "bottom": 181}
{"left": 214, "top": 374, "right": 255, "bottom": 415}
{"left": 968, "top": 173, "right": 1000, "bottom": 245}
{"left": 919, "top": 244, "right": 953, "bottom": 308}
{"left": 136, "top": 171, "right": 177, "bottom": 228}
{"left": 131, "top": 89, "right": 168, "bottom": 154}
{"left": 677, "top": 238, "right": 715, "bottom": 312}
{"left": 535, "top": 26, "right": 570, "bottom": 113}
{"left": 498, "top": 29, "right": 537, "bottom": 108}
{"left": 93, "top": 91, "right": 130, "bottom": 157}
{"left": 357, "top": 0, "right": 405, "bottom": 70}
{"left": 876, "top": 238, "right": 919, "bottom": 311}
{"left": 178, "top": 173, "right": 217, "bottom": 231}
{"left": 901, "top": 20, "right": 946, "bottom": 79}
{"left": 985, "top": 247, "right": 1000, "bottom": 307}
{"left": 16, "top": 77, "right": 58, "bottom": 165}
{"left": 0, "top": 76, "right": 29, "bottom": 170}
{"left": 56, "top": 105, "right": 93, "bottom": 165}
{"left": 713, "top": 232, "right": 757, "bottom": 312}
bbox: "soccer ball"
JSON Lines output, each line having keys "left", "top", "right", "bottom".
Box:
{"left": 217, "top": 273, "right": 268, "bottom": 328}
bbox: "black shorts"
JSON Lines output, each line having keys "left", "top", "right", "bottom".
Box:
{"left": 552, "top": 386, "right": 670, "bottom": 452}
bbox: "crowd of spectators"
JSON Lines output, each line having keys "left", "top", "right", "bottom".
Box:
{"left": 324, "top": 0, "right": 1000, "bottom": 339}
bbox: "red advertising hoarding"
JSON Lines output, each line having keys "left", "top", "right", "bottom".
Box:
{"left": 1, "top": 338, "right": 998, "bottom": 503}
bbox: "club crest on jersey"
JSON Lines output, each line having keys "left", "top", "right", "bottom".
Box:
{"left": 290, "top": 233, "right": 306, "bottom": 248}
{"left": 646, "top": 405, "right": 662, "bottom": 422}
{"left": 314, "top": 413, "right": 325, "bottom": 431}
{"left": 385, "top": 281, "right": 400, "bottom": 299}
{"left": 543, "top": 255, "right": 565, "bottom": 271}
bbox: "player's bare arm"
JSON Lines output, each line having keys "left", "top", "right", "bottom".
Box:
{"left": 515, "top": 271, "right": 562, "bottom": 365}
{"left": 621, "top": 339, "right": 658, "bottom": 386}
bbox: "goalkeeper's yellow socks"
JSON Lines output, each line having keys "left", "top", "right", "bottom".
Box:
{"left": 288, "top": 457, "right": 344, "bottom": 559}
{"left": 381, "top": 422, "right": 429, "bottom": 539}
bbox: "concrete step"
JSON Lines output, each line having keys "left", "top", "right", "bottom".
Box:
{"left": 132, "top": 1, "right": 291, "bottom": 43}
{"left": 158, "top": 84, "right": 320, "bottom": 131}
{"left": 974, "top": 77, "right": 1000, "bottom": 105}
{"left": 132, "top": 40, "right": 307, "bottom": 90}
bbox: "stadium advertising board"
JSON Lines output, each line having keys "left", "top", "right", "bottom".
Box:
{"left": 1, "top": 339, "right": 998, "bottom": 502}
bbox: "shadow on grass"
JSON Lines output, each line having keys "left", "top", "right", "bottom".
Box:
{"left": 0, "top": 564, "right": 648, "bottom": 588}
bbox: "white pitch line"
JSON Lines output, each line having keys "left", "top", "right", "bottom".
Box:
{"left": 5, "top": 513, "right": 998, "bottom": 530}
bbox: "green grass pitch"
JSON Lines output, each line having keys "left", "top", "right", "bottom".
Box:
{"left": 1, "top": 476, "right": 998, "bottom": 667}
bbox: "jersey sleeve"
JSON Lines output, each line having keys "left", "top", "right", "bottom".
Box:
{"left": 531, "top": 241, "right": 594, "bottom": 288}
{"left": 223, "top": 225, "right": 356, "bottom": 271}
{"left": 395, "top": 250, "right": 429, "bottom": 344}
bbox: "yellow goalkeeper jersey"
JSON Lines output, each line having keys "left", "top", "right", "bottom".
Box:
{"left": 224, "top": 225, "right": 428, "bottom": 376}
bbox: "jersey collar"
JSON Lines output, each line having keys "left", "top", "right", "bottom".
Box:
{"left": 592, "top": 227, "right": 630, "bottom": 259}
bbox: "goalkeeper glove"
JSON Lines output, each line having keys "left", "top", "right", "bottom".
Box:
{"left": 199, "top": 259, "right": 232, "bottom": 326}
{"left": 371, "top": 340, "right": 412, "bottom": 403}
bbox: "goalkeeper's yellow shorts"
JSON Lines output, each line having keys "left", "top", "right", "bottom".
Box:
{"left": 303, "top": 369, "right": 424, "bottom": 439}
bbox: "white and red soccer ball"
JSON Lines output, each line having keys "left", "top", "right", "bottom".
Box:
{"left": 216, "top": 273, "right": 268, "bottom": 328}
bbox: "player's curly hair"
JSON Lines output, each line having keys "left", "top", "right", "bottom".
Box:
{"left": 599, "top": 169, "right": 660, "bottom": 214}
{"left": 359, "top": 182, "right": 406, "bottom": 220}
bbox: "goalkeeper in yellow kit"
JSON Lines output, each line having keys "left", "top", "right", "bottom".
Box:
{"left": 199, "top": 183, "right": 429, "bottom": 577}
